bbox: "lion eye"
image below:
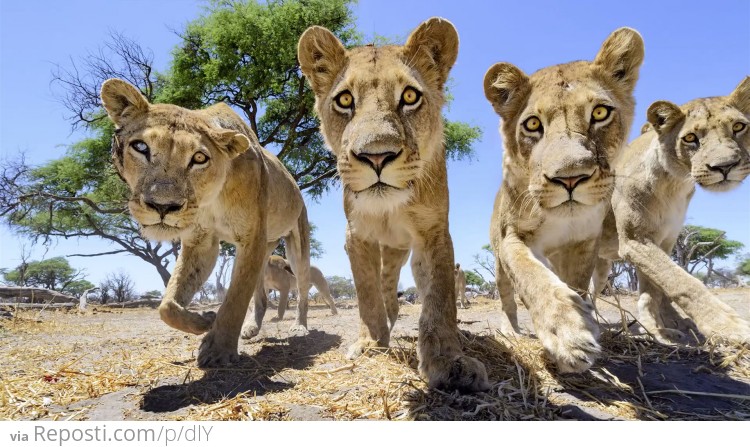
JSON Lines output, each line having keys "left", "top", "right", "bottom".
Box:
{"left": 591, "top": 105, "right": 611, "bottom": 122}
{"left": 401, "top": 87, "right": 422, "bottom": 106}
{"left": 732, "top": 122, "right": 747, "bottom": 133}
{"left": 334, "top": 91, "right": 354, "bottom": 109}
{"left": 523, "top": 116, "right": 543, "bottom": 133}
{"left": 191, "top": 152, "right": 209, "bottom": 165}
{"left": 129, "top": 141, "right": 150, "bottom": 160}
{"left": 682, "top": 133, "right": 697, "bottom": 144}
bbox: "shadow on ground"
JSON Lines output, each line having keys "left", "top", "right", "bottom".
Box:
{"left": 400, "top": 330, "right": 750, "bottom": 421}
{"left": 141, "top": 330, "right": 341, "bottom": 413}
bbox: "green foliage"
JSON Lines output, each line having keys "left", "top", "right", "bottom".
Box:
{"left": 325, "top": 275, "right": 355, "bottom": 299}
{"left": 737, "top": 254, "right": 750, "bottom": 277}
{"left": 464, "top": 270, "right": 483, "bottom": 287}
{"left": 3, "top": 257, "right": 88, "bottom": 293}
{"left": 444, "top": 119, "right": 481, "bottom": 161}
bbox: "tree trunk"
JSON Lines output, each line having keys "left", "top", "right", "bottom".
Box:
{"left": 0, "top": 287, "right": 78, "bottom": 303}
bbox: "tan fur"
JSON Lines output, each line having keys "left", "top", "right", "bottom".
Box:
{"left": 298, "top": 18, "right": 489, "bottom": 391}
{"left": 484, "top": 28, "right": 644, "bottom": 372}
{"left": 594, "top": 77, "right": 750, "bottom": 344}
{"left": 455, "top": 263, "right": 468, "bottom": 309}
{"left": 264, "top": 255, "right": 337, "bottom": 318}
{"left": 100, "top": 79, "right": 312, "bottom": 368}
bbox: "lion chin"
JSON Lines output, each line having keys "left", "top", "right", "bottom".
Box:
{"left": 698, "top": 178, "right": 742, "bottom": 193}
{"left": 351, "top": 184, "right": 412, "bottom": 216}
{"left": 141, "top": 222, "right": 186, "bottom": 241}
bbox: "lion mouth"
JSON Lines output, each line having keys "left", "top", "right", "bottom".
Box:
{"left": 699, "top": 178, "right": 741, "bottom": 192}
{"left": 144, "top": 222, "right": 182, "bottom": 232}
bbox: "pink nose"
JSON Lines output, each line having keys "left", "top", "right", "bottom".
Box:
{"left": 550, "top": 174, "right": 591, "bottom": 192}
{"left": 353, "top": 151, "right": 400, "bottom": 175}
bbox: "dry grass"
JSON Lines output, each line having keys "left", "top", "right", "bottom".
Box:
{"left": 1, "top": 296, "right": 748, "bottom": 421}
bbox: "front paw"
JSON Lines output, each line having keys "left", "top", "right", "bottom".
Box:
{"left": 240, "top": 322, "right": 260, "bottom": 340}
{"left": 289, "top": 324, "right": 309, "bottom": 337}
{"left": 536, "top": 288, "right": 600, "bottom": 373}
{"left": 420, "top": 354, "right": 490, "bottom": 393}
{"left": 346, "top": 338, "right": 388, "bottom": 359}
{"left": 197, "top": 331, "right": 239, "bottom": 368}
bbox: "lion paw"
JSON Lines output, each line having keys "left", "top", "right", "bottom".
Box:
{"left": 346, "top": 338, "right": 387, "bottom": 359}
{"left": 536, "top": 288, "right": 600, "bottom": 373}
{"left": 289, "top": 324, "right": 309, "bottom": 337}
{"left": 197, "top": 332, "right": 239, "bottom": 368}
{"left": 240, "top": 323, "right": 260, "bottom": 340}
{"left": 420, "top": 354, "right": 490, "bottom": 393}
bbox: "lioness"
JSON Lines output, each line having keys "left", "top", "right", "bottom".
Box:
{"left": 100, "top": 79, "right": 312, "bottom": 367}
{"left": 455, "top": 263, "right": 469, "bottom": 309}
{"left": 483, "top": 28, "right": 644, "bottom": 372}
{"left": 298, "top": 18, "right": 489, "bottom": 391}
{"left": 264, "top": 255, "right": 338, "bottom": 319}
{"left": 593, "top": 77, "right": 750, "bottom": 343}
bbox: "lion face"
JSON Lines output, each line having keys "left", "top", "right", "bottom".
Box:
{"left": 100, "top": 79, "right": 249, "bottom": 241}
{"left": 298, "top": 19, "right": 458, "bottom": 214}
{"left": 484, "top": 28, "right": 644, "bottom": 216}
{"left": 647, "top": 77, "right": 750, "bottom": 192}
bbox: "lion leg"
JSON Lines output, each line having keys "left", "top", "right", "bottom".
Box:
{"left": 412, "top": 228, "right": 489, "bottom": 392}
{"left": 381, "top": 245, "right": 410, "bottom": 331}
{"left": 346, "top": 229, "right": 390, "bottom": 358}
{"left": 285, "top": 209, "right": 311, "bottom": 336}
{"left": 159, "top": 235, "right": 219, "bottom": 335}
{"left": 621, "top": 239, "right": 750, "bottom": 344}
{"left": 495, "top": 260, "right": 520, "bottom": 336}
{"left": 636, "top": 275, "right": 688, "bottom": 343}
{"left": 313, "top": 272, "right": 338, "bottom": 316}
{"left": 502, "top": 234, "right": 600, "bottom": 373}
{"left": 274, "top": 285, "right": 291, "bottom": 320}
{"left": 590, "top": 256, "right": 612, "bottom": 311}
{"left": 198, "top": 235, "right": 267, "bottom": 367}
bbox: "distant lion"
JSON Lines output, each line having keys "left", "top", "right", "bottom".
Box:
{"left": 100, "top": 79, "right": 312, "bottom": 368}
{"left": 264, "top": 255, "right": 337, "bottom": 319}
{"left": 455, "top": 263, "right": 469, "bottom": 309}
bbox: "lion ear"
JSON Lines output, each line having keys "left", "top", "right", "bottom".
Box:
{"left": 213, "top": 129, "right": 251, "bottom": 158}
{"left": 403, "top": 17, "right": 459, "bottom": 89}
{"left": 647, "top": 101, "right": 684, "bottom": 135}
{"left": 100, "top": 78, "right": 150, "bottom": 126}
{"left": 298, "top": 26, "right": 347, "bottom": 96}
{"left": 483, "top": 62, "right": 530, "bottom": 120}
{"left": 729, "top": 76, "right": 750, "bottom": 115}
{"left": 593, "top": 27, "right": 645, "bottom": 94}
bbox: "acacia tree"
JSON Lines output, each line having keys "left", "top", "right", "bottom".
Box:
{"left": 2, "top": 257, "right": 93, "bottom": 294}
{"left": 0, "top": 0, "right": 480, "bottom": 287}
{"left": 671, "top": 225, "right": 744, "bottom": 284}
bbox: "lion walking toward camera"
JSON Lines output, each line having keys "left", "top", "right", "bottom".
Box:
{"left": 264, "top": 255, "right": 338, "bottom": 318}
{"left": 593, "top": 78, "right": 750, "bottom": 344}
{"left": 100, "top": 79, "right": 311, "bottom": 368}
{"left": 298, "top": 18, "right": 489, "bottom": 391}
{"left": 483, "top": 28, "right": 644, "bottom": 372}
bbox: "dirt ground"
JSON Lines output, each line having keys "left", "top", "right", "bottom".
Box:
{"left": 1, "top": 289, "right": 748, "bottom": 421}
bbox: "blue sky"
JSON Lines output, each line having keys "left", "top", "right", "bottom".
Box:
{"left": 1, "top": 0, "right": 749, "bottom": 293}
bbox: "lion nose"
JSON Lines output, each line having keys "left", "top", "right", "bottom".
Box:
{"left": 549, "top": 174, "right": 592, "bottom": 192}
{"left": 144, "top": 200, "right": 184, "bottom": 219}
{"left": 353, "top": 151, "right": 401, "bottom": 175}
{"left": 706, "top": 160, "right": 739, "bottom": 178}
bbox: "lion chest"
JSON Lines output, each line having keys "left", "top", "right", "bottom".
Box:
{"left": 529, "top": 204, "right": 606, "bottom": 255}
{"left": 349, "top": 211, "right": 412, "bottom": 249}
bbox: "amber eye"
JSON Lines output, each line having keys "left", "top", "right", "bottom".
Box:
{"left": 733, "top": 122, "right": 747, "bottom": 133}
{"left": 401, "top": 87, "right": 422, "bottom": 106}
{"left": 591, "top": 105, "right": 611, "bottom": 122}
{"left": 523, "top": 116, "right": 542, "bottom": 133}
{"left": 191, "top": 152, "right": 209, "bottom": 165}
{"left": 682, "top": 133, "right": 697, "bottom": 144}
{"left": 334, "top": 91, "right": 354, "bottom": 109}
